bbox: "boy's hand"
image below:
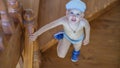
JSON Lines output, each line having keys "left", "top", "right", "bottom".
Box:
{"left": 29, "top": 34, "right": 38, "bottom": 41}
{"left": 83, "top": 38, "right": 89, "bottom": 45}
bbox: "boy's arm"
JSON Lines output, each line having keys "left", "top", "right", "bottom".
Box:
{"left": 83, "top": 19, "right": 90, "bottom": 45}
{"left": 32, "top": 16, "right": 65, "bottom": 38}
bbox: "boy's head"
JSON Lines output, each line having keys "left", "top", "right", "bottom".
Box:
{"left": 65, "top": 0, "right": 86, "bottom": 23}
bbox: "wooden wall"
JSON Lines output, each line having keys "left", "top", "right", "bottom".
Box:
{"left": 84, "top": 0, "right": 118, "bottom": 20}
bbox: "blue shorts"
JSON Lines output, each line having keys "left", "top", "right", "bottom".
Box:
{"left": 54, "top": 31, "right": 84, "bottom": 44}
{"left": 64, "top": 33, "right": 84, "bottom": 44}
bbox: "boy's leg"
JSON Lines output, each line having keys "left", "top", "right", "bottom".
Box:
{"left": 57, "top": 38, "right": 71, "bottom": 58}
{"left": 73, "top": 42, "right": 82, "bottom": 51}
{"left": 71, "top": 42, "right": 82, "bottom": 62}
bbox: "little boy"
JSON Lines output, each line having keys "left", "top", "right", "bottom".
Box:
{"left": 30, "top": 0, "right": 90, "bottom": 62}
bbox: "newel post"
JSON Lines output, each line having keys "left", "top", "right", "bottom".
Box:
{"left": 23, "top": 9, "right": 41, "bottom": 68}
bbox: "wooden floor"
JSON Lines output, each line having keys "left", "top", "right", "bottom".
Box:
{"left": 41, "top": 3, "right": 120, "bottom": 68}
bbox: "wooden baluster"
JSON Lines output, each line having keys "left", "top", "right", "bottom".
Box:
{"left": 7, "top": 0, "right": 23, "bottom": 27}
{"left": 23, "top": 9, "right": 41, "bottom": 68}
{"left": 0, "top": 11, "right": 15, "bottom": 34}
{"left": 0, "top": 0, "right": 15, "bottom": 34}
{"left": 0, "top": 0, "right": 6, "bottom": 11}
{"left": 23, "top": 9, "right": 34, "bottom": 68}
{"left": 33, "top": 41, "right": 41, "bottom": 68}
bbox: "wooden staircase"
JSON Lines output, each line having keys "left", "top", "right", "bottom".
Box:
{"left": 0, "top": 0, "right": 119, "bottom": 68}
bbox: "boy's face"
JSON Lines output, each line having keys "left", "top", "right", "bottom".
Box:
{"left": 66, "top": 9, "right": 84, "bottom": 23}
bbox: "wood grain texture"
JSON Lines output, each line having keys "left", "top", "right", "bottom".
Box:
{"left": 0, "top": 0, "right": 23, "bottom": 68}
{"left": 23, "top": 10, "right": 34, "bottom": 68}
{"left": 0, "top": 25, "right": 22, "bottom": 68}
